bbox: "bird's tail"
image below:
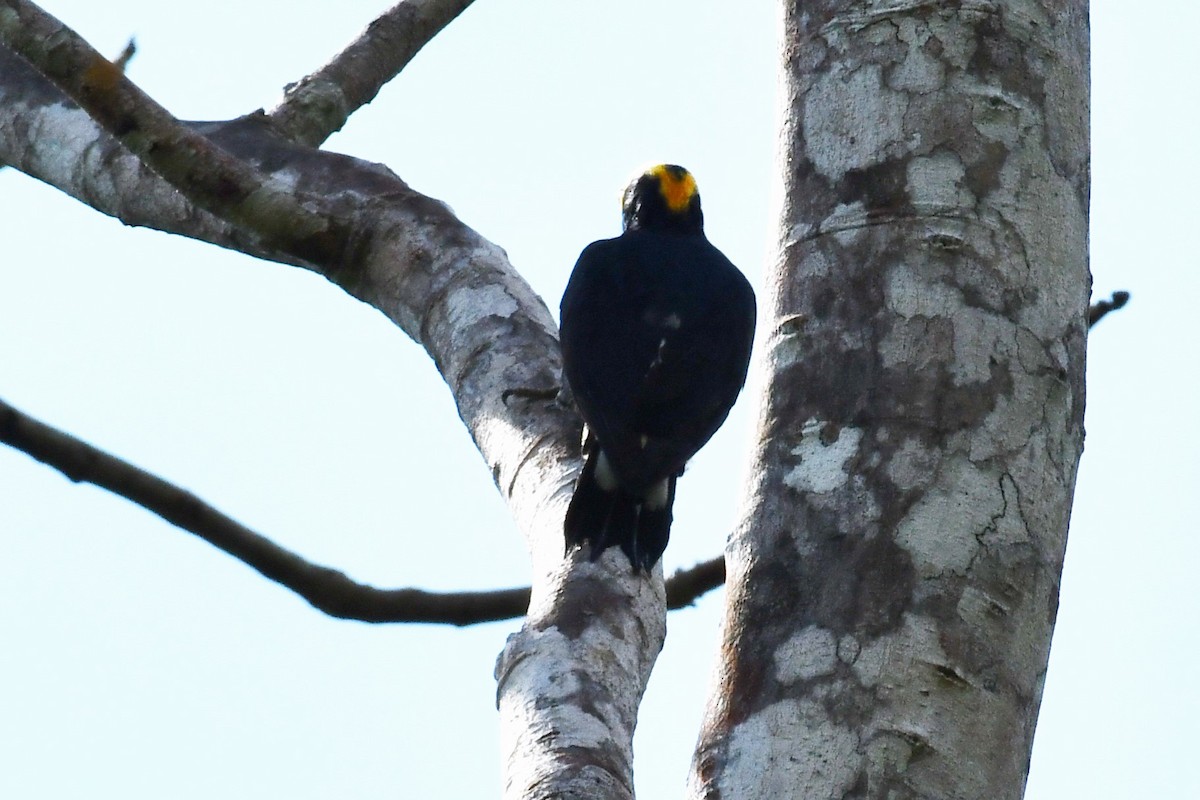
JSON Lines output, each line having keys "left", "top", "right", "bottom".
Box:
{"left": 564, "top": 449, "right": 676, "bottom": 572}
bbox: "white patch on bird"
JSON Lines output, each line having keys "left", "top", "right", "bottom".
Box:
{"left": 662, "top": 313, "right": 681, "bottom": 329}
{"left": 646, "top": 337, "right": 669, "bottom": 373}
{"left": 644, "top": 479, "right": 670, "bottom": 510}
{"left": 594, "top": 451, "right": 619, "bottom": 491}
{"left": 639, "top": 435, "right": 648, "bottom": 448}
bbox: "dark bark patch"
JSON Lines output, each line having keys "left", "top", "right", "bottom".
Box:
{"left": 914, "top": 543, "right": 1038, "bottom": 689}
{"left": 923, "top": 32, "right": 945, "bottom": 60}
{"left": 788, "top": 156, "right": 838, "bottom": 228}
{"left": 838, "top": 156, "right": 915, "bottom": 217}
{"left": 969, "top": 12, "right": 1045, "bottom": 108}
{"left": 934, "top": 359, "right": 1013, "bottom": 432}
{"left": 291, "top": 226, "right": 351, "bottom": 273}
{"left": 810, "top": 529, "right": 916, "bottom": 638}
{"left": 846, "top": 769, "right": 871, "bottom": 798}
{"left": 707, "top": 531, "right": 810, "bottom": 730}
{"left": 814, "top": 674, "right": 875, "bottom": 730}
{"left": 962, "top": 140, "right": 1009, "bottom": 200}
{"left": 556, "top": 743, "right": 632, "bottom": 796}
{"left": 902, "top": 90, "right": 972, "bottom": 157}
{"left": 878, "top": 357, "right": 1013, "bottom": 440}
{"left": 751, "top": 489, "right": 916, "bottom": 642}
{"left": 812, "top": 285, "right": 839, "bottom": 321}
{"left": 867, "top": 459, "right": 924, "bottom": 539}
{"left": 774, "top": 344, "right": 881, "bottom": 432}
{"left": 552, "top": 573, "right": 628, "bottom": 640}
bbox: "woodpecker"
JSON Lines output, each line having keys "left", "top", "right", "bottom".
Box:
{"left": 560, "top": 164, "right": 756, "bottom": 572}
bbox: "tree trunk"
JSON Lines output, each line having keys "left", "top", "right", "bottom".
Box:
{"left": 496, "top": 553, "right": 666, "bottom": 800}
{"left": 691, "top": 1, "right": 1089, "bottom": 797}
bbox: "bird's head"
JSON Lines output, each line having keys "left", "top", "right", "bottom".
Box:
{"left": 621, "top": 164, "right": 704, "bottom": 233}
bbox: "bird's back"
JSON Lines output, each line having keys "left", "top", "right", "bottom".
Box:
{"left": 561, "top": 229, "right": 755, "bottom": 491}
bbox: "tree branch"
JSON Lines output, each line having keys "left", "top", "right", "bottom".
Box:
{"left": 266, "top": 0, "right": 477, "bottom": 146}
{"left": 666, "top": 556, "right": 725, "bottom": 608}
{"left": 1088, "top": 290, "right": 1130, "bottom": 327}
{"left": 0, "top": 9, "right": 579, "bottom": 567}
{"left": 0, "top": 48, "right": 298, "bottom": 269}
{"left": 0, "top": 35, "right": 133, "bottom": 172}
{"left": 0, "top": 395, "right": 724, "bottom": 622}
{"left": 0, "top": 395, "right": 529, "bottom": 625}
{"left": 0, "top": 6, "right": 575, "bottom": 535}
{"left": 0, "top": 0, "right": 349, "bottom": 267}
{"left": 3, "top": 7, "right": 669, "bottom": 789}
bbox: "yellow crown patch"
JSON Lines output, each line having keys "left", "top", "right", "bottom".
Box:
{"left": 648, "top": 164, "right": 698, "bottom": 213}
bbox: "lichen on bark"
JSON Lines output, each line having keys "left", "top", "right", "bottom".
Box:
{"left": 691, "top": 1, "right": 1089, "bottom": 797}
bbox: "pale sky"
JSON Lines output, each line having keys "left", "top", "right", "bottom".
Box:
{"left": 1, "top": 1, "right": 1196, "bottom": 797}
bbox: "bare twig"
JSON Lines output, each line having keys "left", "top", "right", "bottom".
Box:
{"left": 666, "top": 557, "right": 725, "bottom": 609}
{"left": 1088, "top": 290, "right": 1130, "bottom": 328}
{"left": 267, "top": 0, "right": 477, "bottom": 146}
{"left": 0, "top": 1, "right": 349, "bottom": 267}
{"left": 0, "top": 396, "right": 725, "bottom": 622}
{"left": 0, "top": 395, "right": 528, "bottom": 625}
{"left": 111, "top": 37, "right": 136, "bottom": 71}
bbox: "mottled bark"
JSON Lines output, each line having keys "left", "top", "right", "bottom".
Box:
{"left": 496, "top": 556, "right": 665, "bottom": 800}
{"left": 691, "top": 2, "right": 1089, "bottom": 798}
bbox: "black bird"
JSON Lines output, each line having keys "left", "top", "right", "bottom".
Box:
{"left": 560, "top": 164, "right": 756, "bottom": 572}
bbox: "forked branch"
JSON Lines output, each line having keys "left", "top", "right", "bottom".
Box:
{"left": 0, "top": 0, "right": 348, "bottom": 267}
{"left": 267, "top": 0, "right": 478, "bottom": 146}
